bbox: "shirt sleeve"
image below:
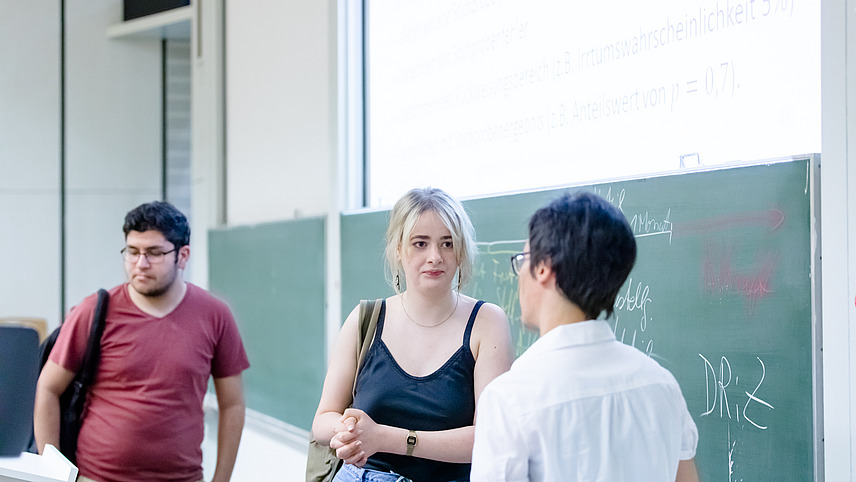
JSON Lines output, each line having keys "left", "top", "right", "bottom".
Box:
{"left": 48, "top": 293, "right": 98, "bottom": 373}
{"left": 211, "top": 301, "right": 250, "bottom": 378}
{"left": 471, "top": 382, "right": 530, "bottom": 482}
{"left": 678, "top": 393, "right": 699, "bottom": 460}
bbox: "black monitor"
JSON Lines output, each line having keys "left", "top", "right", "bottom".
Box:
{"left": 0, "top": 325, "right": 40, "bottom": 456}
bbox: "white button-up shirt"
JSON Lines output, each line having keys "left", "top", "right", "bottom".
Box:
{"left": 471, "top": 320, "right": 698, "bottom": 482}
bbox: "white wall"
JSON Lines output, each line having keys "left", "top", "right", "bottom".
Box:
{"left": 189, "top": 0, "right": 226, "bottom": 289}
{"left": 0, "top": 1, "right": 164, "bottom": 328}
{"left": 0, "top": 1, "right": 62, "bottom": 327}
{"left": 64, "top": 0, "right": 163, "bottom": 308}
{"left": 820, "top": 0, "right": 856, "bottom": 478}
{"left": 224, "top": 0, "right": 336, "bottom": 225}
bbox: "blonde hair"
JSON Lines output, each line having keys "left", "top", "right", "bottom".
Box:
{"left": 384, "top": 188, "right": 477, "bottom": 293}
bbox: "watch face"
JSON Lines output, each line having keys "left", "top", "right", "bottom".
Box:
{"left": 407, "top": 435, "right": 417, "bottom": 445}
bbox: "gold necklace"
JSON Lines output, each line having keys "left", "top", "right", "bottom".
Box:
{"left": 401, "top": 291, "right": 460, "bottom": 328}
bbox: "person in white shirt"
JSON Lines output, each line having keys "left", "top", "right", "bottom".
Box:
{"left": 471, "top": 191, "right": 700, "bottom": 482}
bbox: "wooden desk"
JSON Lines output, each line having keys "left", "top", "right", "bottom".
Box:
{"left": 0, "top": 445, "right": 77, "bottom": 482}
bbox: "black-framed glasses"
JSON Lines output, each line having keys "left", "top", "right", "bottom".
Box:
{"left": 121, "top": 247, "right": 177, "bottom": 264}
{"left": 510, "top": 252, "right": 530, "bottom": 276}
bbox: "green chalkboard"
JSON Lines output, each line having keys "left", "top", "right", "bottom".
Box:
{"left": 208, "top": 217, "right": 326, "bottom": 431}
{"left": 341, "top": 157, "right": 819, "bottom": 481}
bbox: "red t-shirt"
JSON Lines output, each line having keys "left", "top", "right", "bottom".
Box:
{"left": 50, "top": 283, "right": 250, "bottom": 482}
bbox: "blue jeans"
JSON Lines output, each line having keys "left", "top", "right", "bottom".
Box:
{"left": 333, "top": 463, "right": 413, "bottom": 482}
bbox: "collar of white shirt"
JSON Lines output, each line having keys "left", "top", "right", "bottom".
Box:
{"left": 514, "top": 319, "right": 616, "bottom": 368}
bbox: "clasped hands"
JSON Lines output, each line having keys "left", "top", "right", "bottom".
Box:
{"left": 329, "top": 408, "right": 378, "bottom": 467}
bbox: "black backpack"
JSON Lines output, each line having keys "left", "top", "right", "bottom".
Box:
{"left": 28, "top": 289, "right": 109, "bottom": 464}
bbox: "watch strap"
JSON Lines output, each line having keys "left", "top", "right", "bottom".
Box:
{"left": 406, "top": 429, "right": 417, "bottom": 456}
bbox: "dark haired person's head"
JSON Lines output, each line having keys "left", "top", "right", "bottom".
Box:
{"left": 527, "top": 191, "right": 636, "bottom": 319}
{"left": 123, "top": 201, "right": 190, "bottom": 249}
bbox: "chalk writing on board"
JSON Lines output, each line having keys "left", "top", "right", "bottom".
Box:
{"left": 612, "top": 315, "right": 655, "bottom": 357}
{"left": 629, "top": 209, "right": 674, "bottom": 243}
{"left": 614, "top": 277, "right": 653, "bottom": 330}
{"left": 699, "top": 354, "right": 775, "bottom": 429}
{"left": 699, "top": 354, "right": 777, "bottom": 481}
{"left": 474, "top": 239, "right": 535, "bottom": 356}
{"left": 593, "top": 186, "right": 673, "bottom": 243}
{"left": 679, "top": 209, "right": 785, "bottom": 235}
{"left": 728, "top": 427, "right": 738, "bottom": 482}
{"left": 592, "top": 186, "right": 626, "bottom": 211}
{"left": 702, "top": 242, "right": 779, "bottom": 312}
{"left": 477, "top": 229, "right": 667, "bottom": 357}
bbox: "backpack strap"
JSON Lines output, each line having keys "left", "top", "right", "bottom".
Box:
{"left": 352, "top": 299, "right": 383, "bottom": 398}
{"left": 57, "top": 288, "right": 110, "bottom": 463}
{"left": 77, "top": 288, "right": 110, "bottom": 387}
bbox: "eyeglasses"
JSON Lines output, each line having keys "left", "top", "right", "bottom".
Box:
{"left": 510, "top": 252, "right": 530, "bottom": 276}
{"left": 121, "top": 247, "right": 177, "bottom": 264}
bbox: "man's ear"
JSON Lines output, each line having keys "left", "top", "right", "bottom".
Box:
{"left": 533, "top": 260, "right": 555, "bottom": 286}
{"left": 177, "top": 245, "right": 191, "bottom": 269}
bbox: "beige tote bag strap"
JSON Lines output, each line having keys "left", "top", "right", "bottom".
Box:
{"left": 352, "top": 298, "right": 382, "bottom": 397}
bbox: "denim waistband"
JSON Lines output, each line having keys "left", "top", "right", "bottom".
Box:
{"left": 335, "top": 463, "right": 413, "bottom": 482}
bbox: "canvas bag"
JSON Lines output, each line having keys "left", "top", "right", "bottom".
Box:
{"left": 305, "top": 299, "right": 382, "bottom": 482}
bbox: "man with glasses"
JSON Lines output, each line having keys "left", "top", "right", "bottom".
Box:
{"left": 34, "top": 201, "right": 249, "bottom": 482}
{"left": 471, "top": 192, "right": 699, "bottom": 482}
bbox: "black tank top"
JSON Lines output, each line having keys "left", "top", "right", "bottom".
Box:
{"left": 352, "top": 299, "right": 483, "bottom": 481}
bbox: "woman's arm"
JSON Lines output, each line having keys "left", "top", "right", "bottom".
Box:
{"left": 471, "top": 302, "right": 514, "bottom": 405}
{"left": 311, "top": 305, "right": 362, "bottom": 446}
{"left": 333, "top": 409, "right": 475, "bottom": 464}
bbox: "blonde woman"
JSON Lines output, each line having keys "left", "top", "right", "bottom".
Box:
{"left": 312, "top": 187, "right": 513, "bottom": 482}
